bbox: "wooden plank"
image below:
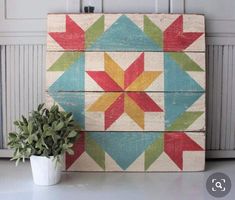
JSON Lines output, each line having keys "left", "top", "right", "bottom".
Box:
{"left": 46, "top": 51, "right": 205, "bottom": 92}
{"left": 170, "top": 0, "right": 184, "bottom": 13}
{"left": 103, "top": 0, "right": 156, "bottom": 13}
{"left": 47, "top": 14, "right": 205, "bottom": 52}
{"left": 46, "top": 92, "right": 205, "bottom": 132}
{"left": 45, "top": 13, "right": 206, "bottom": 171}
{"left": 64, "top": 131, "right": 205, "bottom": 171}
{"left": 155, "top": 0, "right": 170, "bottom": 13}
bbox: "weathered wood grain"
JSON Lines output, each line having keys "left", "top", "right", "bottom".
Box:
{"left": 46, "top": 13, "right": 206, "bottom": 172}
{"left": 46, "top": 51, "right": 205, "bottom": 92}
{"left": 47, "top": 14, "right": 205, "bottom": 52}
{"left": 64, "top": 131, "right": 205, "bottom": 171}
{"left": 46, "top": 92, "right": 205, "bottom": 132}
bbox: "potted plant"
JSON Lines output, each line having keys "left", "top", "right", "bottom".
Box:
{"left": 8, "top": 104, "right": 80, "bottom": 186}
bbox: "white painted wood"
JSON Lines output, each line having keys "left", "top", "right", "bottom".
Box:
{"left": 185, "top": 0, "right": 235, "bottom": 35}
{"left": 185, "top": 0, "right": 235, "bottom": 21}
{"left": 0, "top": 0, "right": 81, "bottom": 44}
{"left": 155, "top": 0, "right": 169, "bottom": 13}
{"left": 66, "top": 0, "right": 81, "bottom": 13}
{"left": 170, "top": 0, "right": 184, "bottom": 13}
{"left": 103, "top": 0, "right": 156, "bottom": 13}
{"left": 6, "top": 0, "right": 76, "bottom": 19}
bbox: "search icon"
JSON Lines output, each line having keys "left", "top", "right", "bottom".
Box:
{"left": 215, "top": 181, "right": 223, "bottom": 189}
{"left": 206, "top": 172, "right": 231, "bottom": 198}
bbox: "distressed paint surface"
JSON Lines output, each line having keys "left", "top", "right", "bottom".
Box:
{"left": 65, "top": 131, "right": 205, "bottom": 171}
{"left": 46, "top": 14, "right": 206, "bottom": 171}
{"left": 46, "top": 51, "right": 205, "bottom": 92}
{"left": 46, "top": 92, "right": 205, "bottom": 132}
{"left": 47, "top": 14, "right": 205, "bottom": 52}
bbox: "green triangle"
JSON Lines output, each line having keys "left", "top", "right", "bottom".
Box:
{"left": 85, "top": 133, "right": 105, "bottom": 170}
{"left": 168, "top": 52, "right": 204, "bottom": 71}
{"left": 144, "top": 15, "right": 163, "bottom": 48}
{"left": 144, "top": 134, "right": 164, "bottom": 170}
{"left": 48, "top": 52, "right": 81, "bottom": 71}
{"left": 85, "top": 15, "right": 104, "bottom": 49}
{"left": 166, "top": 111, "right": 204, "bottom": 131}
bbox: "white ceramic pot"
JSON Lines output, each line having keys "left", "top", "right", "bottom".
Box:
{"left": 30, "top": 155, "right": 62, "bottom": 186}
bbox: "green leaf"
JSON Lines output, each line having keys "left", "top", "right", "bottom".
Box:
{"left": 43, "top": 124, "right": 49, "bottom": 132}
{"left": 28, "top": 122, "right": 33, "bottom": 134}
{"left": 8, "top": 102, "right": 79, "bottom": 165}
{"left": 55, "top": 122, "right": 64, "bottom": 131}
{"left": 28, "top": 135, "right": 33, "bottom": 144}
{"left": 37, "top": 103, "right": 44, "bottom": 111}
{"left": 8, "top": 132, "right": 17, "bottom": 139}
{"left": 68, "top": 130, "right": 77, "bottom": 138}
{"left": 14, "top": 121, "right": 19, "bottom": 126}
{"left": 22, "top": 115, "right": 28, "bottom": 124}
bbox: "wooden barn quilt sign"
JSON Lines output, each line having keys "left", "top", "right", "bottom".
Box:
{"left": 46, "top": 14, "right": 205, "bottom": 171}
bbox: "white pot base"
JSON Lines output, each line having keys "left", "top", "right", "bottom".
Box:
{"left": 30, "top": 155, "right": 62, "bottom": 186}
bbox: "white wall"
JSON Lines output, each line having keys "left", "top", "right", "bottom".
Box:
{"left": 0, "top": 0, "right": 235, "bottom": 158}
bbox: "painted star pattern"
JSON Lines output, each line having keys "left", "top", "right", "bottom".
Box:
{"left": 86, "top": 53, "right": 163, "bottom": 129}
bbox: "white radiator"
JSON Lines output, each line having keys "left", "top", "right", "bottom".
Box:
{"left": 0, "top": 45, "right": 46, "bottom": 148}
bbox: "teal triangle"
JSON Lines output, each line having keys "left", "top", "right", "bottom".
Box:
{"left": 48, "top": 92, "right": 85, "bottom": 129}
{"left": 88, "top": 132, "right": 161, "bottom": 170}
{"left": 88, "top": 15, "right": 161, "bottom": 51}
{"left": 164, "top": 53, "right": 204, "bottom": 92}
{"left": 48, "top": 54, "right": 85, "bottom": 92}
{"left": 165, "top": 93, "right": 203, "bottom": 129}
